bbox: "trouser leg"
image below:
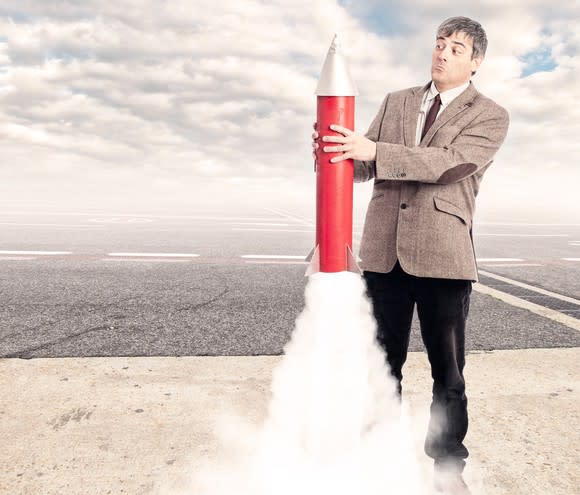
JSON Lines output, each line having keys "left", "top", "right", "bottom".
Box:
{"left": 363, "top": 262, "right": 415, "bottom": 395}
{"left": 415, "top": 276, "right": 472, "bottom": 471}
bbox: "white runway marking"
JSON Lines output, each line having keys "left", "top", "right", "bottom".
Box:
{"left": 229, "top": 222, "right": 291, "bottom": 226}
{"left": 232, "top": 228, "right": 314, "bottom": 233}
{"left": 264, "top": 208, "right": 315, "bottom": 226}
{"left": 186, "top": 215, "right": 293, "bottom": 221}
{"left": 474, "top": 234, "right": 569, "bottom": 237}
{"left": 0, "top": 222, "right": 105, "bottom": 228}
{"left": 0, "top": 256, "right": 37, "bottom": 260}
{"left": 101, "top": 258, "right": 190, "bottom": 263}
{"left": 0, "top": 250, "right": 72, "bottom": 255}
{"left": 108, "top": 252, "right": 200, "bottom": 258}
{"left": 476, "top": 258, "right": 524, "bottom": 262}
{"left": 480, "top": 263, "right": 543, "bottom": 267}
{"left": 478, "top": 222, "right": 580, "bottom": 226}
{"left": 89, "top": 217, "right": 154, "bottom": 223}
{"left": 245, "top": 261, "right": 308, "bottom": 265}
{"left": 474, "top": 284, "right": 580, "bottom": 331}
{"left": 562, "top": 258, "right": 580, "bottom": 261}
{"left": 241, "top": 255, "right": 306, "bottom": 260}
{"left": 0, "top": 211, "right": 285, "bottom": 221}
{"left": 478, "top": 270, "right": 580, "bottom": 305}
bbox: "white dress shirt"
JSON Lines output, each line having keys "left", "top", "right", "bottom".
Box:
{"left": 415, "top": 81, "right": 470, "bottom": 145}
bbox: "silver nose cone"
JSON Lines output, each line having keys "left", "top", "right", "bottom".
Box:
{"left": 315, "top": 34, "right": 358, "bottom": 96}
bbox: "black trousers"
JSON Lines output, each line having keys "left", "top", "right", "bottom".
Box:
{"left": 363, "top": 261, "right": 472, "bottom": 471}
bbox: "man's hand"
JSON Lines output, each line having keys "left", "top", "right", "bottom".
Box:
{"left": 311, "top": 123, "right": 377, "bottom": 163}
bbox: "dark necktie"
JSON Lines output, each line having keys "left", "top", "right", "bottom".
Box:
{"left": 421, "top": 93, "right": 441, "bottom": 141}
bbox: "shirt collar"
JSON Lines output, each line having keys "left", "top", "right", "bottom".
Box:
{"left": 426, "top": 81, "right": 470, "bottom": 107}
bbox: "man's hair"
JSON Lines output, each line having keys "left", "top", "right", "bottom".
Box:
{"left": 437, "top": 16, "right": 488, "bottom": 60}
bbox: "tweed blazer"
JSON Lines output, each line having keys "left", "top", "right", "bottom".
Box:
{"left": 354, "top": 82, "right": 509, "bottom": 281}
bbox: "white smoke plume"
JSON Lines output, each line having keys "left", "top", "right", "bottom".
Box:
{"left": 173, "top": 272, "right": 437, "bottom": 495}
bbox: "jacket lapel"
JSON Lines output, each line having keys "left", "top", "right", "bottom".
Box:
{"left": 421, "top": 82, "right": 479, "bottom": 146}
{"left": 403, "top": 83, "right": 428, "bottom": 147}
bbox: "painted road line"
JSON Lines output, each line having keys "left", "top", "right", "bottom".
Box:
{"left": 478, "top": 222, "right": 580, "bottom": 226}
{"left": 476, "top": 258, "right": 524, "bottom": 262}
{"left": 89, "top": 217, "right": 154, "bottom": 224}
{"left": 179, "top": 215, "right": 294, "bottom": 221}
{"left": 0, "top": 256, "right": 37, "bottom": 261}
{"left": 263, "top": 208, "right": 315, "bottom": 226}
{"left": 562, "top": 258, "right": 580, "bottom": 261}
{"left": 228, "top": 222, "right": 291, "bottom": 226}
{"left": 244, "top": 261, "right": 308, "bottom": 265}
{"left": 0, "top": 222, "right": 105, "bottom": 228}
{"left": 0, "top": 250, "right": 72, "bottom": 255}
{"left": 232, "top": 228, "right": 314, "bottom": 233}
{"left": 473, "top": 284, "right": 580, "bottom": 331}
{"left": 479, "top": 263, "right": 543, "bottom": 267}
{"left": 108, "top": 253, "right": 200, "bottom": 258}
{"left": 0, "top": 212, "right": 288, "bottom": 221}
{"left": 241, "top": 255, "right": 306, "bottom": 260}
{"left": 478, "top": 269, "right": 580, "bottom": 305}
{"left": 474, "top": 234, "right": 569, "bottom": 237}
{"left": 101, "top": 258, "right": 190, "bottom": 263}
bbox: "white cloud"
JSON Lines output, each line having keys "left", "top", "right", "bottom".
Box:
{"left": 0, "top": 1, "right": 578, "bottom": 221}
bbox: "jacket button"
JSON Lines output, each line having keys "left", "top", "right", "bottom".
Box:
{"left": 400, "top": 203, "right": 407, "bottom": 209}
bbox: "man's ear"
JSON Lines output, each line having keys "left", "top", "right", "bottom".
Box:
{"left": 471, "top": 56, "right": 483, "bottom": 73}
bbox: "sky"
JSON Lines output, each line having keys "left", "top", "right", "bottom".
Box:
{"left": 0, "top": 0, "right": 578, "bottom": 222}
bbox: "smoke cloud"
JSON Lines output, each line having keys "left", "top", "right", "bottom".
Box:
{"left": 170, "top": 272, "right": 439, "bottom": 495}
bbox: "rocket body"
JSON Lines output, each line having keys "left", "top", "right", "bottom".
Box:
{"left": 315, "top": 96, "right": 355, "bottom": 272}
{"left": 307, "top": 35, "right": 360, "bottom": 276}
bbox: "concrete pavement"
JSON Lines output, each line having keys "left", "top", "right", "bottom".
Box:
{"left": 1, "top": 348, "right": 578, "bottom": 495}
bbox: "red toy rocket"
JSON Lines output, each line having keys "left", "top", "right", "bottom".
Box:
{"left": 306, "top": 34, "right": 360, "bottom": 276}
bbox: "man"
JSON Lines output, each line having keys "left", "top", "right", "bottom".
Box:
{"left": 312, "top": 17, "right": 509, "bottom": 494}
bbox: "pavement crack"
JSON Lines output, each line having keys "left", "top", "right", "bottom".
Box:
{"left": 2, "top": 325, "right": 113, "bottom": 358}
{"left": 0, "top": 295, "right": 141, "bottom": 354}
{"left": 176, "top": 288, "right": 229, "bottom": 312}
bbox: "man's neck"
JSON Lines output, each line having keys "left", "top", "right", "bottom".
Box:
{"left": 433, "top": 80, "right": 471, "bottom": 94}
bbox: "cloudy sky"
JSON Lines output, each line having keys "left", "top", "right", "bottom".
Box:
{"left": 0, "top": 1, "right": 578, "bottom": 221}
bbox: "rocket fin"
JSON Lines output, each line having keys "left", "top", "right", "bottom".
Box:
{"left": 346, "top": 245, "right": 362, "bottom": 274}
{"left": 305, "top": 245, "right": 320, "bottom": 277}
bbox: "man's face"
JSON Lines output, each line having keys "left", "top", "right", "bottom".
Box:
{"left": 431, "top": 31, "right": 482, "bottom": 92}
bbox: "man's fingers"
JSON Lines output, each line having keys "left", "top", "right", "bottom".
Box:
{"left": 312, "top": 131, "right": 319, "bottom": 139}
{"left": 323, "top": 145, "right": 350, "bottom": 152}
{"left": 322, "top": 135, "right": 348, "bottom": 143}
{"left": 330, "top": 124, "right": 354, "bottom": 136}
{"left": 330, "top": 152, "right": 353, "bottom": 163}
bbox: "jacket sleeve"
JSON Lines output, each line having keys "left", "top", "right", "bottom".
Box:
{"left": 374, "top": 105, "right": 510, "bottom": 184}
{"left": 353, "top": 94, "right": 389, "bottom": 183}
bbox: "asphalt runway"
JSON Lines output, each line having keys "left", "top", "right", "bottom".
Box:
{"left": 1, "top": 206, "right": 579, "bottom": 358}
